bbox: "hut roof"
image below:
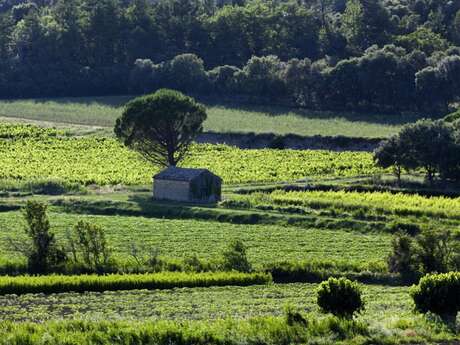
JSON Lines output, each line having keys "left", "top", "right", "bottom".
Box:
{"left": 154, "top": 167, "right": 219, "bottom": 182}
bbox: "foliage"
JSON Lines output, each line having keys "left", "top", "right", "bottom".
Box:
{"left": 0, "top": 123, "right": 64, "bottom": 139}
{"left": 316, "top": 277, "right": 364, "bottom": 319}
{"left": 374, "top": 120, "right": 460, "bottom": 183}
{"left": 410, "top": 272, "right": 460, "bottom": 324}
{"left": 222, "top": 240, "right": 252, "bottom": 273}
{"left": 444, "top": 109, "right": 460, "bottom": 123}
{"left": 19, "top": 201, "right": 66, "bottom": 273}
{"left": 0, "top": 1, "right": 458, "bottom": 113}
{"left": 374, "top": 136, "right": 405, "bottom": 183}
{"left": 0, "top": 282, "right": 409, "bottom": 325}
{"left": 388, "top": 229, "right": 460, "bottom": 277}
{"left": 68, "top": 221, "right": 112, "bottom": 271}
{"left": 115, "top": 89, "right": 207, "bottom": 167}
{"left": 0, "top": 316, "right": 386, "bottom": 345}
{"left": 0, "top": 178, "right": 86, "bottom": 196}
{"left": 266, "top": 260, "right": 393, "bottom": 285}
{"left": 414, "top": 229, "right": 460, "bottom": 275}
{"left": 0, "top": 271, "right": 271, "bottom": 295}
{"left": 258, "top": 189, "right": 460, "bottom": 219}
{"left": 387, "top": 232, "right": 417, "bottom": 281}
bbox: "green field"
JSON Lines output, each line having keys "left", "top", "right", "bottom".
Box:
{"left": 0, "top": 211, "right": 391, "bottom": 268}
{"left": 0, "top": 97, "right": 421, "bottom": 138}
{"left": 0, "top": 283, "right": 409, "bottom": 324}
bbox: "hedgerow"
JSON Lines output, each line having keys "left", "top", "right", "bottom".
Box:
{"left": 0, "top": 272, "right": 271, "bottom": 295}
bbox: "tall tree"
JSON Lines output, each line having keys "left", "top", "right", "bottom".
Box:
{"left": 114, "top": 89, "right": 207, "bottom": 167}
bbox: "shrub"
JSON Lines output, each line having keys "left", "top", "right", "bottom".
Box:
{"left": 316, "top": 278, "right": 364, "bottom": 319}
{"left": 284, "top": 305, "right": 308, "bottom": 327}
{"left": 387, "top": 229, "right": 460, "bottom": 278}
{"left": 21, "top": 201, "right": 66, "bottom": 273}
{"left": 410, "top": 272, "right": 460, "bottom": 325}
{"left": 414, "top": 229, "right": 459, "bottom": 274}
{"left": 222, "top": 240, "right": 252, "bottom": 273}
{"left": 387, "top": 232, "right": 418, "bottom": 281}
{"left": 68, "top": 221, "right": 112, "bottom": 272}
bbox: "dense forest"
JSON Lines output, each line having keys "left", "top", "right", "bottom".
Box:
{"left": 0, "top": 0, "right": 459, "bottom": 113}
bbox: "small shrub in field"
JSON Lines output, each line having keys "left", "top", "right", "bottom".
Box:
{"left": 387, "top": 232, "right": 418, "bottom": 281}
{"left": 22, "top": 201, "right": 66, "bottom": 273}
{"left": 414, "top": 229, "right": 458, "bottom": 274}
{"left": 222, "top": 240, "right": 252, "bottom": 273}
{"left": 284, "top": 305, "right": 308, "bottom": 327}
{"left": 387, "top": 229, "right": 460, "bottom": 279}
{"left": 410, "top": 272, "right": 460, "bottom": 325}
{"left": 316, "top": 278, "right": 364, "bottom": 319}
{"left": 68, "top": 221, "right": 112, "bottom": 271}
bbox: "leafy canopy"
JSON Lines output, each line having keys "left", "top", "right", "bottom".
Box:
{"left": 115, "top": 89, "right": 207, "bottom": 167}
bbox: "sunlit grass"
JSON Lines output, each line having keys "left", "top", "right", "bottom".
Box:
{"left": 0, "top": 96, "right": 422, "bottom": 138}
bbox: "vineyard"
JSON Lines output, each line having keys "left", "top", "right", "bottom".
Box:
{"left": 0, "top": 125, "right": 382, "bottom": 185}
{"left": 236, "top": 190, "right": 460, "bottom": 219}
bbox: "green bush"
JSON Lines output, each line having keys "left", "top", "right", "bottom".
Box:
{"left": 67, "top": 221, "right": 112, "bottom": 271}
{"left": 21, "top": 201, "right": 66, "bottom": 273}
{"left": 387, "top": 229, "right": 460, "bottom": 278}
{"left": 0, "top": 272, "right": 272, "bottom": 295}
{"left": 410, "top": 272, "right": 460, "bottom": 325}
{"left": 222, "top": 240, "right": 252, "bottom": 273}
{"left": 387, "top": 232, "right": 418, "bottom": 282}
{"left": 316, "top": 278, "right": 364, "bottom": 319}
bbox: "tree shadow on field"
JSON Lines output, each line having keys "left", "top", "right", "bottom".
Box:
{"left": 8, "top": 93, "right": 428, "bottom": 127}
{"left": 196, "top": 96, "right": 428, "bottom": 126}
{"left": 127, "top": 194, "right": 219, "bottom": 220}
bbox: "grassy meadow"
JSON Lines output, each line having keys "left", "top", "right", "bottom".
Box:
{"left": 0, "top": 210, "right": 391, "bottom": 268}
{"left": 0, "top": 96, "right": 423, "bottom": 138}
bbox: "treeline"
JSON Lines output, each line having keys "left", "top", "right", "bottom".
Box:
{"left": 131, "top": 49, "right": 460, "bottom": 114}
{"left": 0, "top": 0, "right": 459, "bottom": 113}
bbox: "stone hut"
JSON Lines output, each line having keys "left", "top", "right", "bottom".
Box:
{"left": 153, "top": 167, "right": 222, "bottom": 203}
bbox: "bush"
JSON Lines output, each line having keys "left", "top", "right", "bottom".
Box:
{"left": 284, "top": 305, "right": 308, "bottom": 327}
{"left": 222, "top": 240, "right": 252, "bottom": 273}
{"left": 410, "top": 272, "right": 460, "bottom": 325}
{"left": 21, "top": 201, "right": 66, "bottom": 273}
{"left": 387, "top": 229, "right": 460, "bottom": 278}
{"left": 316, "top": 278, "right": 364, "bottom": 319}
{"left": 67, "top": 221, "right": 112, "bottom": 272}
{"left": 387, "top": 232, "right": 418, "bottom": 281}
{"left": 415, "top": 229, "right": 459, "bottom": 274}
